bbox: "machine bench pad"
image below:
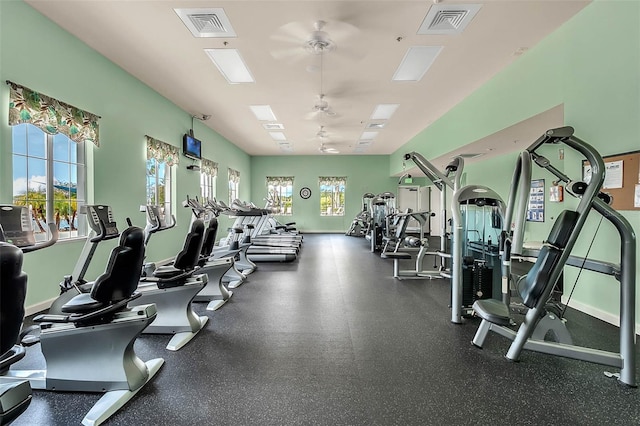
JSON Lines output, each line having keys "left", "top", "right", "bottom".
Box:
{"left": 472, "top": 299, "right": 512, "bottom": 327}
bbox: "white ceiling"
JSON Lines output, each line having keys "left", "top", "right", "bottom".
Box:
{"left": 25, "top": 0, "right": 589, "bottom": 157}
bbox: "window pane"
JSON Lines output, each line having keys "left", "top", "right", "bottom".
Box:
{"left": 53, "top": 133, "right": 70, "bottom": 161}
{"left": 27, "top": 125, "right": 46, "bottom": 158}
{"left": 146, "top": 176, "right": 156, "bottom": 205}
{"left": 53, "top": 161, "right": 71, "bottom": 196}
{"left": 27, "top": 157, "right": 47, "bottom": 194}
{"left": 70, "top": 139, "right": 79, "bottom": 163}
{"left": 12, "top": 124, "right": 27, "bottom": 155}
{"left": 12, "top": 155, "right": 27, "bottom": 201}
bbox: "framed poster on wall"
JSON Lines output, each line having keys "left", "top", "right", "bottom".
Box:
{"left": 527, "top": 179, "right": 545, "bottom": 222}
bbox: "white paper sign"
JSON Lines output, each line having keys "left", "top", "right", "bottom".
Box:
{"left": 603, "top": 160, "right": 623, "bottom": 189}
{"left": 635, "top": 184, "right": 640, "bottom": 208}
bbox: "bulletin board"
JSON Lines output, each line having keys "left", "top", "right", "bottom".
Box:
{"left": 527, "top": 179, "right": 545, "bottom": 222}
{"left": 582, "top": 150, "right": 640, "bottom": 211}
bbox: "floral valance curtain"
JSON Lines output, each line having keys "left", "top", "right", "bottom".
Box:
{"left": 146, "top": 135, "right": 180, "bottom": 166}
{"left": 228, "top": 168, "right": 240, "bottom": 183}
{"left": 319, "top": 176, "right": 346, "bottom": 187}
{"left": 266, "top": 176, "right": 294, "bottom": 187}
{"left": 7, "top": 81, "right": 100, "bottom": 146}
{"left": 201, "top": 158, "right": 218, "bottom": 176}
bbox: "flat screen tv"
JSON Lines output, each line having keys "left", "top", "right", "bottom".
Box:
{"left": 183, "top": 133, "right": 201, "bottom": 160}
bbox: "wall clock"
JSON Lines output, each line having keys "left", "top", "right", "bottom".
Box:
{"left": 300, "top": 187, "right": 311, "bottom": 199}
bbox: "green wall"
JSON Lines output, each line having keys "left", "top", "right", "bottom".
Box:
{"left": 0, "top": 0, "right": 250, "bottom": 308}
{"left": 391, "top": 0, "right": 640, "bottom": 323}
{"left": 250, "top": 155, "right": 397, "bottom": 232}
{"left": 1, "top": 0, "right": 639, "bottom": 326}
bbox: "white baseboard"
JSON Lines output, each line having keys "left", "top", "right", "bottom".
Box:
{"left": 26, "top": 297, "right": 56, "bottom": 316}
{"left": 563, "top": 296, "right": 639, "bottom": 336}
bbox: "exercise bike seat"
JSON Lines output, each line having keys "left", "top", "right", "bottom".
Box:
{"left": 59, "top": 226, "right": 146, "bottom": 316}
{"left": 145, "top": 220, "right": 205, "bottom": 288}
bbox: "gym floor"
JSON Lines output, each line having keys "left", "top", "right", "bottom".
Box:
{"left": 14, "top": 234, "right": 640, "bottom": 425}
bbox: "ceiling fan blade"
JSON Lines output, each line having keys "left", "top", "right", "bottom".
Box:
{"left": 270, "top": 21, "right": 313, "bottom": 45}
{"left": 270, "top": 47, "right": 307, "bottom": 62}
{"left": 321, "top": 20, "right": 360, "bottom": 43}
{"left": 305, "top": 110, "right": 322, "bottom": 120}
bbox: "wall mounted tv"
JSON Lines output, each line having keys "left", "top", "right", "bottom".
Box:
{"left": 183, "top": 134, "right": 201, "bottom": 160}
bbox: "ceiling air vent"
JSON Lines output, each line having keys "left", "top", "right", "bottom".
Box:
{"left": 263, "top": 123, "right": 284, "bottom": 130}
{"left": 174, "top": 8, "right": 237, "bottom": 38}
{"left": 417, "top": 4, "right": 481, "bottom": 35}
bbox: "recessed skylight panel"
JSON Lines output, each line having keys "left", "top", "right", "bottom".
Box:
{"left": 392, "top": 46, "right": 443, "bottom": 82}
{"left": 205, "top": 49, "right": 254, "bottom": 83}
{"left": 370, "top": 104, "right": 399, "bottom": 120}
{"left": 250, "top": 105, "right": 277, "bottom": 121}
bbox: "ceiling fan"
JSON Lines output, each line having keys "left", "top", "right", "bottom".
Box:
{"left": 306, "top": 94, "right": 336, "bottom": 119}
{"left": 314, "top": 126, "right": 341, "bottom": 154}
{"left": 319, "top": 143, "right": 340, "bottom": 154}
{"left": 270, "top": 20, "right": 360, "bottom": 61}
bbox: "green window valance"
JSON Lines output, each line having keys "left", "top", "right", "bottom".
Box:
{"left": 266, "top": 176, "right": 294, "bottom": 186}
{"left": 201, "top": 158, "right": 218, "bottom": 176}
{"left": 228, "top": 168, "right": 240, "bottom": 183}
{"left": 319, "top": 176, "right": 346, "bottom": 186}
{"left": 146, "top": 135, "right": 180, "bottom": 166}
{"left": 7, "top": 81, "right": 100, "bottom": 146}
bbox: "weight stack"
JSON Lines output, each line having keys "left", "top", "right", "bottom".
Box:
{"left": 473, "top": 264, "right": 493, "bottom": 301}
{"left": 462, "top": 266, "right": 475, "bottom": 307}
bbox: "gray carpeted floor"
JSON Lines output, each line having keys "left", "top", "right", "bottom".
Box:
{"left": 11, "top": 234, "right": 640, "bottom": 425}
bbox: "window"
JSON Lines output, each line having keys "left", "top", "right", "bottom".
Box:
{"left": 200, "top": 158, "right": 218, "bottom": 202}
{"left": 146, "top": 158, "right": 172, "bottom": 218}
{"left": 228, "top": 168, "right": 240, "bottom": 205}
{"left": 319, "top": 176, "right": 346, "bottom": 216}
{"left": 12, "top": 124, "right": 87, "bottom": 240}
{"left": 266, "top": 176, "right": 294, "bottom": 215}
{"left": 145, "top": 136, "right": 178, "bottom": 223}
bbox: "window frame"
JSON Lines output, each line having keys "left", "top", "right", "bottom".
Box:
{"left": 228, "top": 168, "right": 240, "bottom": 205}
{"left": 146, "top": 157, "right": 173, "bottom": 224}
{"left": 200, "top": 171, "right": 216, "bottom": 202}
{"left": 266, "top": 177, "right": 294, "bottom": 216}
{"left": 11, "top": 123, "right": 87, "bottom": 241}
{"left": 319, "top": 177, "right": 346, "bottom": 217}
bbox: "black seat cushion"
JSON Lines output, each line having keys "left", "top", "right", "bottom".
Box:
{"left": 200, "top": 218, "right": 218, "bottom": 258}
{"left": 473, "top": 299, "right": 512, "bottom": 327}
{"left": 62, "top": 227, "right": 145, "bottom": 314}
{"left": 153, "top": 265, "right": 184, "bottom": 279}
{"left": 60, "top": 292, "right": 105, "bottom": 314}
{"left": 173, "top": 220, "right": 205, "bottom": 271}
{"left": 546, "top": 210, "right": 578, "bottom": 249}
{"left": 381, "top": 252, "right": 412, "bottom": 260}
{"left": 0, "top": 243, "right": 27, "bottom": 356}
{"left": 520, "top": 246, "right": 562, "bottom": 309}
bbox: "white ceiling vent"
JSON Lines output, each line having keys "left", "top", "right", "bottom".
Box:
{"left": 175, "top": 8, "right": 237, "bottom": 38}
{"left": 263, "top": 123, "right": 284, "bottom": 130}
{"left": 418, "top": 4, "right": 481, "bottom": 35}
